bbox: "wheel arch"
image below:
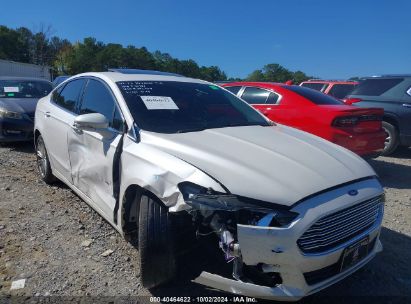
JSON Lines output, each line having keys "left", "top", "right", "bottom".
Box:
{"left": 120, "top": 183, "right": 169, "bottom": 238}
{"left": 383, "top": 113, "right": 400, "bottom": 130}
{"left": 34, "top": 129, "right": 41, "bottom": 148}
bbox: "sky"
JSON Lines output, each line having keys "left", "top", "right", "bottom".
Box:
{"left": 1, "top": 0, "right": 410, "bottom": 79}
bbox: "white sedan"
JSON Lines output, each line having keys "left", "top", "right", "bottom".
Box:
{"left": 34, "top": 70, "right": 384, "bottom": 301}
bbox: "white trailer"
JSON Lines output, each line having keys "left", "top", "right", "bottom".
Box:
{"left": 0, "top": 59, "right": 51, "bottom": 80}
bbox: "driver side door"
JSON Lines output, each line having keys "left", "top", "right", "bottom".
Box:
{"left": 67, "top": 78, "right": 125, "bottom": 220}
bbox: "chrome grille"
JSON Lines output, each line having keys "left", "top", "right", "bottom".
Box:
{"left": 297, "top": 196, "right": 383, "bottom": 254}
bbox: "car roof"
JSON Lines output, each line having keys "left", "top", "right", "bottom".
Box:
{"left": 72, "top": 71, "right": 207, "bottom": 84}
{"left": 108, "top": 68, "right": 183, "bottom": 77}
{"left": 362, "top": 74, "right": 411, "bottom": 79}
{"left": 301, "top": 80, "right": 357, "bottom": 84}
{"left": 0, "top": 76, "right": 52, "bottom": 83}
{"left": 221, "top": 81, "right": 285, "bottom": 87}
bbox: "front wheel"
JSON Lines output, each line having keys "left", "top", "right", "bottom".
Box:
{"left": 138, "top": 194, "right": 176, "bottom": 288}
{"left": 36, "top": 134, "right": 55, "bottom": 184}
{"left": 381, "top": 121, "right": 399, "bottom": 156}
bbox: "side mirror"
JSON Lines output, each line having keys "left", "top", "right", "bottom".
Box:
{"left": 74, "top": 113, "right": 109, "bottom": 131}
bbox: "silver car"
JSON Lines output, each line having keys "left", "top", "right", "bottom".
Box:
{"left": 34, "top": 70, "right": 384, "bottom": 301}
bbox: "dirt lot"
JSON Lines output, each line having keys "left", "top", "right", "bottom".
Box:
{"left": 0, "top": 143, "right": 410, "bottom": 303}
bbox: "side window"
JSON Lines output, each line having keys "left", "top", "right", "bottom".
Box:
{"left": 241, "top": 87, "right": 270, "bottom": 104}
{"left": 328, "top": 84, "right": 356, "bottom": 99}
{"left": 225, "top": 86, "right": 242, "bottom": 95}
{"left": 301, "top": 82, "right": 328, "bottom": 92}
{"left": 80, "top": 79, "right": 124, "bottom": 131}
{"left": 267, "top": 92, "right": 280, "bottom": 104}
{"left": 53, "top": 79, "right": 86, "bottom": 112}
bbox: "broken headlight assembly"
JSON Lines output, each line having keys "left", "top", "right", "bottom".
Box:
{"left": 178, "top": 181, "right": 298, "bottom": 228}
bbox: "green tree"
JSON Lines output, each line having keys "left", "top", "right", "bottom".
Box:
{"left": 247, "top": 70, "right": 265, "bottom": 81}
{"left": 292, "top": 70, "right": 310, "bottom": 84}
{"left": 247, "top": 63, "right": 311, "bottom": 84}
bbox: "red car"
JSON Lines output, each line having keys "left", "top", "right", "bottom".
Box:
{"left": 221, "top": 82, "right": 386, "bottom": 156}
{"left": 300, "top": 80, "right": 358, "bottom": 99}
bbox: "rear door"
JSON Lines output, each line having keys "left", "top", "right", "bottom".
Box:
{"left": 43, "top": 78, "right": 86, "bottom": 183}
{"left": 67, "top": 78, "right": 125, "bottom": 219}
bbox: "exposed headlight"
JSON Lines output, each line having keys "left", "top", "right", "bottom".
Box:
{"left": 178, "top": 182, "right": 298, "bottom": 227}
{"left": 0, "top": 108, "right": 23, "bottom": 119}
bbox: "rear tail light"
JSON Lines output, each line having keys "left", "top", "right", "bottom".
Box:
{"left": 343, "top": 98, "right": 362, "bottom": 105}
{"left": 332, "top": 117, "right": 359, "bottom": 127}
{"left": 332, "top": 115, "right": 382, "bottom": 128}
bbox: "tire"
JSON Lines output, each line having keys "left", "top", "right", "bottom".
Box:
{"left": 381, "top": 121, "right": 399, "bottom": 156}
{"left": 138, "top": 194, "right": 176, "bottom": 289}
{"left": 36, "top": 134, "right": 56, "bottom": 184}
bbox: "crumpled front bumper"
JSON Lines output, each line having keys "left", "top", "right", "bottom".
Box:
{"left": 193, "top": 178, "right": 384, "bottom": 301}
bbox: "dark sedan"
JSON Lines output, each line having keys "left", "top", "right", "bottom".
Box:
{"left": 0, "top": 77, "right": 52, "bottom": 142}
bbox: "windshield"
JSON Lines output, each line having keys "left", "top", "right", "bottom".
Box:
{"left": 117, "top": 81, "right": 270, "bottom": 133}
{"left": 0, "top": 80, "right": 52, "bottom": 98}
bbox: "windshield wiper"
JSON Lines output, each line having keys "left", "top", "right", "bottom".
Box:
{"left": 176, "top": 127, "right": 208, "bottom": 133}
{"left": 225, "top": 122, "right": 270, "bottom": 128}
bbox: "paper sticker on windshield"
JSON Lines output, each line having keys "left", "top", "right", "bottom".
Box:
{"left": 4, "top": 87, "right": 19, "bottom": 93}
{"left": 140, "top": 96, "right": 179, "bottom": 110}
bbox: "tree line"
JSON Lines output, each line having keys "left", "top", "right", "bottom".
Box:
{"left": 0, "top": 25, "right": 311, "bottom": 83}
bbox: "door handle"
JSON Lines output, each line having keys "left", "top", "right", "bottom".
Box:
{"left": 402, "top": 103, "right": 411, "bottom": 108}
{"left": 45, "top": 111, "right": 51, "bottom": 118}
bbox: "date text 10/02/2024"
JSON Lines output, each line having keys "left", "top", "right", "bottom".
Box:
{"left": 150, "top": 297, "right": 258, "bottom": 302}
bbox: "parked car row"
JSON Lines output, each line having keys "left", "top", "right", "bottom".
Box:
{"left": 0, "top": 69, "right": 406, "bottom": 301}
{"left": 300, "top": 79, "right": 358, "bottom": 100}
{"left": 221, "top": 82, "right": 386, "bottom": 157}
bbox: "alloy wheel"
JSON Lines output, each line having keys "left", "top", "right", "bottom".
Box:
{"left": 36, "top": 137, "right": 48, "bottom": 178}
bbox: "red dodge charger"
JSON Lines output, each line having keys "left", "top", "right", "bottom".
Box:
{"left": 221, "top": 82, "right": 386, "bottom": 156}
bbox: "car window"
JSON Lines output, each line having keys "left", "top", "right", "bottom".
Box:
{"left": 80, "top": 79, "right": 124, "bottom": 131}
{"left": 285, "top": 85, "right": 344, "bottom": 105}
{"left": 350, "top": 78, "right": 404, "bottom": 96}
{"left": 53, "top": 79, "right": 86, "bottom": 112}
{"left": 241, "top": 87, "right": 270, "bottom": 104}
{"left": 267, "top": 92, "right": 280, "bottom": 104}
{"left": 117, "top": 81, "right": 270, "bottom": 134}
{"left": 300, "top": 82, "right": 328, "bottom": 92}
{"left": 224, "top": 86, "right": 242, "bottom": 95}
{"left": 0, "top": 79, "right": 52, "bottom": 98}
{"left": 328, "top": 84, "right": 357, "bottom": 99}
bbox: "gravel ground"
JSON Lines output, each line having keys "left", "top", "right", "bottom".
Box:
{"left": 0, "top": 143, "right": 410, "bottom": 303}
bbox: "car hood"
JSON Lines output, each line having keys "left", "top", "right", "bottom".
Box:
{"left": 0, "top": 98, "right": 39, "bottom": 114}
{"left": 140, "top": 125, "right": 376, "bottom": 207}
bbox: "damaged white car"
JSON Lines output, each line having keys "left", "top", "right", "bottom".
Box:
{"left": 34, "top": 70, "right": 384, "bottom": 301}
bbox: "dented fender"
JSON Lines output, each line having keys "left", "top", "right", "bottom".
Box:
{"left": 117, "top": 135, "right": 226, "bottom": 228}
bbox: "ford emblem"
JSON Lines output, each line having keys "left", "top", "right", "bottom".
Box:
{"left": 348, "top": 190, "right": 359, "bottom": 196}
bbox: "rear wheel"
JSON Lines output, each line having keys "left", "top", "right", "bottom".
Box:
{"left": 36, "top": 135, "right": 55, "bottom": 184}
{"left": 381, "top": 121, "right": 399, "bottom": 156}
{"left": 138, "top": 194, "right": 176, "bottom": 288}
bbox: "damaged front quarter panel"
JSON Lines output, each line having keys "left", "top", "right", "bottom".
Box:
{"left": 118, "top": 135, "right": 226, "bottom": 218}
